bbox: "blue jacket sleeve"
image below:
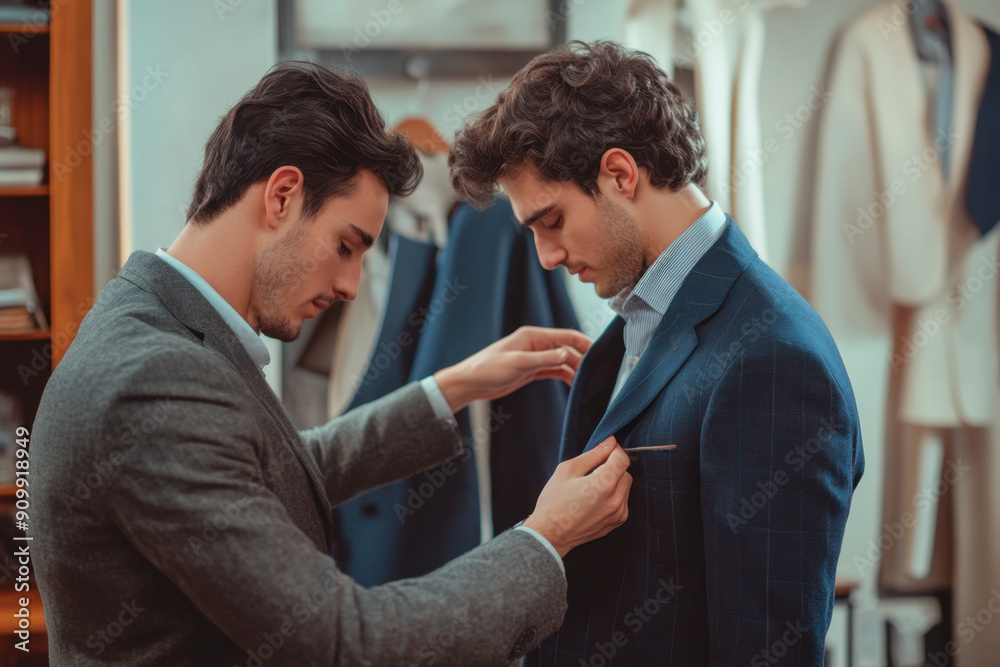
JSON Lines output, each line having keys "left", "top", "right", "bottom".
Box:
{"left": 699, "top": 339, "right": 863, "bottom": 666}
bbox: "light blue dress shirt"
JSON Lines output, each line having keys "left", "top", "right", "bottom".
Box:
{"left": 608, "top": 202, "right": 728, "bottom": 404}
{"left": 155, "top": 248, "right": 271, "bottom": 371}
{"left": 153, "top": 248, "right": 564, "bottom": 572}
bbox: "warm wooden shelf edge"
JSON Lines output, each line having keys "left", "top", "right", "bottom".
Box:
{"left": 0, "top": 185, "right": 49, "bottom": 197}
{"left": 0, "top": 330, "right": 50, "bottom": 342}
{"left": 0, "top": 485, "right": 46, "bottom": 638}
{"left": 0, "top": 589, "right": 46, "bottom": 637}
{"left": 0, "top": 22, "right": 49, "bottom": 34}
{"left": 834, "top": 579, "right": 859, "bottom": 598}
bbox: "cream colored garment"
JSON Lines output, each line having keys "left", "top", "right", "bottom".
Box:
{"left": 811, "top": 0, "right": 996, "bottom": 430}
{"left": 625, "top": 0, "right": 682, "bottom": 80}
{"left": 625, "top": 0, "right": 807, "bottom": 259}
{"left": 325, "top": 241, "right": 390, "bottom": 419}
{"left": 387, "top": 152, "right": 452, "bottom": 250}
{"left": 811, "top": 4, "right": 999, "bottom": 665}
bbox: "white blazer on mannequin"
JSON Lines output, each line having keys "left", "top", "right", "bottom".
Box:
{"left": 811, "top": 0, "right": 997, "bottom": 430}
{"left": 811, "top": 4, "right": 1000, "bottom": 665}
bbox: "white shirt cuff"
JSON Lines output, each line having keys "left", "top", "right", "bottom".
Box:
{"left": 420, "top": 376, "right": 458, "bottom": 426}
{"left": 514, "top": 525, "right": 565, "bottom": 576}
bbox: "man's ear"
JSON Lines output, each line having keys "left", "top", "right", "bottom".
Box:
{"left": 263, "top": 166, "right": 305, "bottom": 230}
{"left": 598, "top": 148, "right": 639, "bottom": 201}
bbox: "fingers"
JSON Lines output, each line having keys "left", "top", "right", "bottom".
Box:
{"left": 564, "top": 436, "right": 619, "bottom": 476}
{"left": 527, "top": 343, "right": 583, "bottom": 385}
{"left": 594, "top": 470, "right": 632, "bottom": 539}
{"left": 513, "top": 344, "right": 584, "bottom": 377}
{"left": 559, "top": 344, "right": 585, "bottom": 371}
{"left": 554, "top": 329, "right": 593, "bottom": 355}
{"left": 602, "top": 443, "right": 631, "bottom": 477}
{"left": 613, "top": 471, "right": 632, "bottom": 511}
{"left": 541, "top": 345, "right": 584, "bottom": 370}
{"left": 517, "top": 326, "right": 593, "bottom": 355}
{"left": 530, "top": 364, "right": 575, "bottom": 386}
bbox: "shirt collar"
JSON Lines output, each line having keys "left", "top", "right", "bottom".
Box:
{"left": 610, "top": 201, "right": 728, "bottom": 318}
{"left": 154, "top": 248, "right": 271, "bottom": 371}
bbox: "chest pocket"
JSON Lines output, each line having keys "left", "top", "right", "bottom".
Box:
{"left": 616, "top": 399, "right": 700, "bottom": 493}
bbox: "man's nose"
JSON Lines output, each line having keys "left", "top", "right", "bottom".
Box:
{"left": 534, "top": 235, "right": 567, "bottom": 271}
{"left": 333, "top": 261, "right": 362, "bottom": 302}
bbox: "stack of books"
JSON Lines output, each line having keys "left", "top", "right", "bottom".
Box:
{"left": 0, "top": 252, "right": 47, "bottom": 334}
{"left": 0, "top": 145, "right": 44, "bottom": 187}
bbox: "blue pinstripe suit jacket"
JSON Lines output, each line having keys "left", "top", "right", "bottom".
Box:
{"left": 527, "top": 218, "right": 864, "bottom": 666}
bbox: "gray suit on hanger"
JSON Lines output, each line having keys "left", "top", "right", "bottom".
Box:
{"left": 30, "top": 250, "right": 566, "bottom": 666}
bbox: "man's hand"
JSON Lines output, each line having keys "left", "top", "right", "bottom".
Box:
{"left": 523, "top": 436, "right": 632, "bottom": 558}
{"left": 433, "top": 325, "right": 592, "bottom": 413}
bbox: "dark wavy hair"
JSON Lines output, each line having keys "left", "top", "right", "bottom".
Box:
{"left": 449, "top": 40, "right": 707, "bottom": 207}
{"left": 187, "top": 61, "right": 421, "bottom": 224}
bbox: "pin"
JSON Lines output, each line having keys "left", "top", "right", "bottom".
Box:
{"left": 622, "top": 444, "right": 677, "bottom": 453}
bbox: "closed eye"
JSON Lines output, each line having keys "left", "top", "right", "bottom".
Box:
{"left": 546, "top": 216, "right": 564, "bottom": 230}
{"left": 339, "top": 241, "right": 353, "bottom": 258}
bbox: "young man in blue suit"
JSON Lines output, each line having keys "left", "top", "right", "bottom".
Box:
{"left": 450, "top": 40, "right": 865, "bottom": 665}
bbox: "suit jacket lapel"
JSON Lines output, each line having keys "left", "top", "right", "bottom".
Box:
{"left": 559, "top": 317, "right": 625, "bottom": 460}
{"left": 118, "top": 251, "right": 337, "bottom": 531}
{"left": 579, "top": 219, "right": 759, "bottom": 453}
{"left": 223, "top": 338, "right": 339, "bottom": 532}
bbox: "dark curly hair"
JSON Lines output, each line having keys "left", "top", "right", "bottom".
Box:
{"left": 187, "top": 60, "right": 421, "bottom": 224}
{"left": 449, "top": 40, "right": 707, "bottom": 207}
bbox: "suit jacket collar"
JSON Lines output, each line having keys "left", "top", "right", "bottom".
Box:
{"left": 153, "top": 247, "right": 271, "bottom": 370}
{"left": 117, "top": 250, "right": 337, "bottom": 533}
{"left": 559, "top": 316, "right": 625, "bottom": 461}
{"left": 568, "top": 218, "right": 758, "bottom": 456}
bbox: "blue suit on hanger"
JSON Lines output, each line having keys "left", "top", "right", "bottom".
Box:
{"left": 967, "top": 23, "right": 1000, "bottom": 236}
{"left": 526, "top": 219, "right": 863, "bottom": 666}
{"left": 334, "top": 199, "right": 578, "bottom": 586}
{"left": 409, "top": 199, "right": 580, "bottom": 534}
{"left": 332, "top": 232, "right": 447, "bottom": 585}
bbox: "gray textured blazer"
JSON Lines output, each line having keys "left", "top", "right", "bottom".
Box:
{"left": 30, "top": 251, "right": 566, "bottom": 666}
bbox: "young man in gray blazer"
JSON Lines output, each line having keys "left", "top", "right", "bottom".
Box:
{"left": 30, "top": 61, "right": 633, "bottom": 666}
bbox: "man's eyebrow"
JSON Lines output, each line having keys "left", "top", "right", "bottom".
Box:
{"left": 348, "top": 224, "right": 375, "bottom": 248}
{"left": 519, "top": 204, "right": 557, "bottom": 228}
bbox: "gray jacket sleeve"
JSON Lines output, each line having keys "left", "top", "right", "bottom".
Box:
{"left": 102, "top": 355, "right": 567, "bottom": 666}
{"left": 298, "top": 381, "right": 463, "bottom": 507}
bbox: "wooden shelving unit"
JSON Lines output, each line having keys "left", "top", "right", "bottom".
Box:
{"left": 0, "top": 330, "right": 50, "bottom": 342}
{"left": 1, "top": 2, "right": 93, "bottom": 662}
{"left": 0, "top": 23, "right": 49, "bottom": 35}
{"left": 0, "top": 0, "right": 93, "bottom": 383}
{"left": 0, "top": 185, "right": 48, "bottom": 196}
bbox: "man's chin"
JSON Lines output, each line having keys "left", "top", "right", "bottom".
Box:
{"left": 594, "top": 281, "right": 618, "bottom": 299}
{"left": 260, "top": 318, "right": 302, "bottom": 343}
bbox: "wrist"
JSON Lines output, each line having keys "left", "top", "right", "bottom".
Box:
{"left": 522, "top": 514, "right": 572, "bottom": 558}
{"left": 433, "top": 364, "right": 477, "bottom": 413}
